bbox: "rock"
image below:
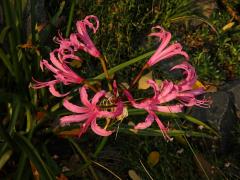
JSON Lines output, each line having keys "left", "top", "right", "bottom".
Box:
{"left": 189, "top": 91, "right": 238, "bottom": 153}
{"left": 220, "top": 80, "right": 240, "bottom": 119}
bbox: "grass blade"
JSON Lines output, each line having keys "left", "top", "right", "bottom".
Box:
{"left": 0, "top": 149, "right": 13, "bottom": 170}
{"left": 13, "top": 133, "right": 54, "bottom": 180}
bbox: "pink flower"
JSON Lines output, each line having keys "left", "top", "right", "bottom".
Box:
{"left": 146, "top": 26, "right": 189, "bottom": 67}
{"left": 69, "top": 15, "right": 101, "bottom": 58}
{"left": 54, "top": 15, "right": 101, "bottom": 58}
{"left": 32, "top": 49, "right": 84, "bottom": 97}
{"left": 60, "top": 86, "right": 123, "bottom": 137}
{"left": 124, "top": 80, "right": 183, "bottom": 140}
{"left": 171, "top": 62, "right": 209, "bottom": 107}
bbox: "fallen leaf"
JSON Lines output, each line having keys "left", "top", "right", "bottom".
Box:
{"left": 58, "top": 129, "right": 80, "bottom": 137}
{"left": 222, "top": 22, "right": 235, "bottom": 31}
{"left": 30, "top": 161, "right": 40, "bottom": 180}
{"left": 192, "top": 80, "right": 206, "bottom": 90}
{"left": 138, "top": 71, "right": 153, "bottom": 89}
{"left": 35, "top": 22, "right": 48, "bottom": 32}
{"left": 147, "top": 151, "right": 160, "bottom": 168}
{"left": 56, "top": 174, "right": 68, "bottom": 180}
{"left": 128, "top": 169, "right": 141, "bottom": 180}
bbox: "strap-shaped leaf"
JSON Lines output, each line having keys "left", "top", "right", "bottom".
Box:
{"left": 13, "top": 133, "right": 54, "bottom": 180}
{"left": 0, "top": 26, "right": 11, "bottom": 44}
{"left": 93, "top": 50, "right": 155, "bottom": 80}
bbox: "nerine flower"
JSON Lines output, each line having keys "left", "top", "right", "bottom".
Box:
{"left": 172, "top": 62, "right": 209, "bottom": 107}
{"left": 60, "top": 86, "right": 123, "bottom": 137}
{"left": 32, "top": 49, "right": 84, "bottom": 97}
{"left": 146, "top": 26, "right": 189, "bottom": 67}
{"left": 54, "top": 15, "right": 101, "bottom": 58}
{"left": 70, "top": 15, "right": 101, "bottom": 58}
{"left": 124, "top": 80, "right": 183, "bottom": 140}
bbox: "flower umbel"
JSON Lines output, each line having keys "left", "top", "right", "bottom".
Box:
{"left": 32, "top": 50, "right": 84, "bottom": 97}
{"left": 60, "top": 86, "right": 123, "bottom": 137}
{"left": 146, "top": 26, "right": 189, "bottom": 67}
{"left": 124, "top": 80, "right": 183, "bottom": 141}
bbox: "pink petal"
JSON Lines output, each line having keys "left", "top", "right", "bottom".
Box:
{"left": 49, "top": 85, "right": 70, "bottom": 97}
{"left": 80, "top": 87, "right": 91, "bottom": 107}
{"left": 31, "top": 78, "right": 58, "bottom": 89}
{"left": 153, "top": 113, "right": 171, "bottom": 141}
{"left": 63, "top": 99, "right": 89, "bottom": 113}
{"left": 113, "top": 101, "right": 124, "bottom": 117}
{"left": 91, "top": 118, "right": 113, "bottom": 136}
{"left": 60, "top": 113, "right": 89, "bottom": 125}
{"left": 134, "top": 114, "right": 154, "bottom": 129}
{"left": 92, "top": 90, "right": 105, "bottom": 105}
{"left": 147, "top": 80, "right": 160, "bottom": 98}
{"left": 154, "top": 104, "right": 183, "bottom": 113}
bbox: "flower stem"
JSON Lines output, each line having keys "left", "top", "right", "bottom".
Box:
{"left": 131, "top": 64, "right": 148, "bottom": 88}
{"left": 99, "top": 56, "right": 112, "bottom": 91}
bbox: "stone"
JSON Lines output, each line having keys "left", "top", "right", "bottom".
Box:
{"left": 189, "top": 91, "right": 238, "bottom": 153}
{"left": 220, "top": 80, "right": 240, "bottom": 119}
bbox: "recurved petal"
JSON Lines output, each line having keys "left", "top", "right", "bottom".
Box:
{"left": 63, "top": 99, "right": 89, "bottom": 113}
{"left": 134, "top": 113, "right": 154, "bottom": 129}
{"left": 91, "top": 118, "right": 113, "bottom": 136}
{"left": 49, "top": 85, "right": 70, "bottom": 97}
{"left": 80, "top": 87, "right": 91, "bottom": 107}
{"left": 60, "top": 113, "right": 89, "bottom": 125}
{"left": 92, "top": 90, "right": 106, "bottom": 105}
{"left": 154, "top": 104, "right": 183, "bottom": 113}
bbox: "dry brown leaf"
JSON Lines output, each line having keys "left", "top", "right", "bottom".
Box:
{"left": 58, "top": 128, "right": 80, "bottom": 137}
{"left": 147, "top": 151, "right": 160, "bottom": 168}
{"left": 30, "top": 161, "right": 40, "bottom": 180}
{"left": 128, "top": 169, "right": 141, "bottom": 180}
{"left": 56, "top": 173, "right": 68, "bottom": 180}
{"left": 222, "top": 22, "right": 235, "bottom": 31}
{"left": 193, "top": 80, "right": 206, "bottom": 90}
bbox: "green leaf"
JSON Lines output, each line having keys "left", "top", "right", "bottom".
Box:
{"left": 51, "top": 1, "right": 65, "bottom": 25}
{"left": 13, "top": 133, "right": 54, "bottom": 180}
{"left": 0, "top": 49, "right": 14, "bottom": 77}
{"left": 93, "top": 50, "right": 155, "bottom": 80}
{"left": 0, "top": 149, "right": 13, "bottom": 170}
{"left": 128, "top": 109, "right": 218, "bottom": 136}
{"left": 169, "top": 15, "right": 218, "bottom": 35}
{"left": 0, "top": 26, "right": 11, "bottom": 44}
{"left": 118, "top": 127, "right": 214, "bottom": 139}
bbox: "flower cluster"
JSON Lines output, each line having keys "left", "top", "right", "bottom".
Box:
{"left": 32, "top": 15, "right": 209, "bottom": 140}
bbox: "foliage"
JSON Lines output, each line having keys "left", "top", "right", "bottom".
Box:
{"left": 0, "top": 0, "right": 239, "bottom": 179}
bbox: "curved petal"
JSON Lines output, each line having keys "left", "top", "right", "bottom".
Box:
{"left": 80, "top": 87, "right": 91, "bottom": 107}
{"left": 84, "top": 15, "right": 99, "bottom": 33}
{"left": 63, "top": 99, "right": 89, "bottom": 113}
{"left": 49, "top": 85, "right": 70, "bottom": 97}
{"left": 91, "top": 118, "right": 113, "bottom": 136}
{"left": 60, "top": 113, "right": 89, "bottom": 125}
{"left": 31, "top": 78, "right": 58, "bottom": 89}
{"left": 154, "top": 104, "right": 183, "bottom": 113}
{"left": 113, "top": 101, "right": 124, "bottom": 117}
{"left": 92, "top": 90, "right": 105, "bottom": 105}
{"left": 153, "top": 113, "right": 171, "bottom": 141}
{"left": 134, "top": 113, "right": 154, "bottom": 129}
{"left": 147, "top": 80, "right": 160, "bottom": 99}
